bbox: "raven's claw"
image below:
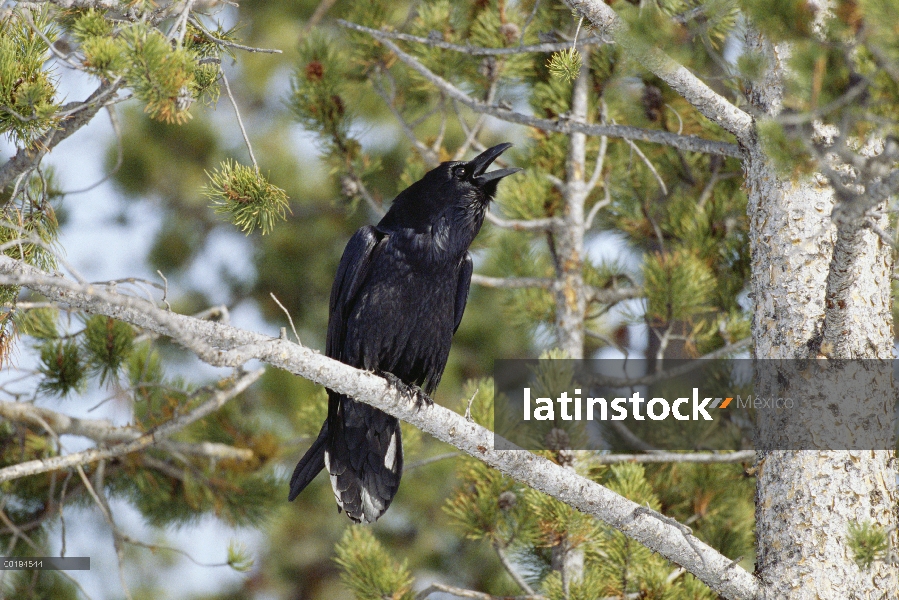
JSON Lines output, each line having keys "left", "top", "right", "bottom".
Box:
{"left": 379, "top": 371, "right": 433, "bottom": 409}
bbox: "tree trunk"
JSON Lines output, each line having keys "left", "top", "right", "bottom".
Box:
{"left": 745, "top": 29, "right": 898, "bottom": 599}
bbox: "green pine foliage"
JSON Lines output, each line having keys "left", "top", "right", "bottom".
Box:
{"left": 547, "top": 47, "right": 582, "bottom": 83}
{"left": 444, "top": 458, "right": 535, "bottom": 546}
{"left": 119, "top": 24, "right": 197, "bottom": 124}
{"left": 0, "top": 8, "right": 60, "bottom": 146}
{"left": 334, "top": 528, "right": 415, "bottom": 600}
{"left": 643, "top": 249, "right": 715, "bottom": 322}
{"left": 205, "top": 159, "right": 291, "bottom": 235}
{"left": 289, "top": 33, "right": 355, "bottom": 155}
{"left": 12, "top": 306, "right": 59, "bottom": 339}
{"left": 82, "top": 315, "right": 135, "bottom": 385}
{"left": 848, "top": 521, "right": 891, "bottom": 570}
{"left": 37, "top": 339, "right": 87, "bottom": 397}
{"left": 437, "top": 452, "right": 729, "bottom": 599}
{"left": 0, "top": 168, "right": 61, "bottom": 324}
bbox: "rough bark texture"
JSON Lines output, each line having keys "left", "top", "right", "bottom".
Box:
{"left": 744, "top": 28, "right": 898, "bottom": 600}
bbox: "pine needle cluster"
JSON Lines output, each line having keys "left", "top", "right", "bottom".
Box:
{"left": 0, "top": 8, "right": 60, "bottom": 146}
{"left": 334, "top": 528, "right": 415, "bottom": 600}
{"left": 205, "top": 160, "right": 290, "bottom": 235}
{"left": 848, "top": 521, "right": 891, "bottom": 570}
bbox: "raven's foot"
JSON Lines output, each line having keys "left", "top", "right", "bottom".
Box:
{"left": 379, "top": 371, "right": 433, "bottom": 409}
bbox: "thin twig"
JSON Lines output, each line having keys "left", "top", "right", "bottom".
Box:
{"left": 188, "top": 16, "right": 282, "bottom": 54}
{"left": 416, "top": 582, "right": 545, "bottom": 600}
{"left": 623, "top": 138, "right": 668, "bottom": 195}
{"left": 87, "top": 461, "right": 134, "bottom": 600}
{"left": 270, "top": 292, "right": 300, "bottom": 344}
{"left": 495, "top": 542, "right": 538, "bottom": 596}
{"left": 168, "top": 0, "right": 196, "bottom": 46}
{"left": 372, "top": 70, "right": 440, "bottom": 166}
{"left": 584, "top": 176, "right": 611, "bottom": 230}
{"left": 470, "top": 274, "right": 554, "bottom": 289}
{"left": 220, "top": 69, "right": 258, "bottom": 172}
{"left": 156, "top": 270, "right": 171, "bottom": 310}
{"left": 303, "top": 0, "right": 339, "bottom": 33}
{"left": 62, "top": 106, "right": 124, "bottom": 195}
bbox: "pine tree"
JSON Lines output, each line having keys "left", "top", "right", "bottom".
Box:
{"left": 1, "top": 1, "right": 897, "bottom": 599}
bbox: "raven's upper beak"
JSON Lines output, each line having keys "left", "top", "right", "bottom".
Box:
{"left": 468, "top": 143, "right": 523, "bottom": 186}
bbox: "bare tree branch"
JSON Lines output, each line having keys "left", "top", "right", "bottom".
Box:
{"left": 0, "top": 368, "right": 263, "bottom": 483}
{"left": 592, "top": 450, "right": 755, "bottom": 464}
{"left": 494, "top": 542, "right": 538, "bottom": 596}
{"left": 339, "top": 20, "right": 606, "bottom": 56}
{"left": 0, "top": 400, "right": 255, "bottom": 462}
{"left": 562, "top": 0, "right": 754, "bottom": 143}
{"left": 0, "top": 80, "right": 123, "bottom": 195}
{"left": 188, "top": 16, "right": 282, "bottom": 54}
{"left": 0, "top": 256, "right": 759, "bottom": 600}
{"left": 417, "top": 582, "right": 545, "bottom": 600}
{"left": 485, "top": 211, "right": 563, "bottom": 231}
{"left": 471, "top": 274, "right": 554, "bottom": 289}
{"left": 345, "top": 25, "right": 741, "bottom": 158}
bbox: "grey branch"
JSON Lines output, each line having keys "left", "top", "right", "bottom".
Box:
{"left": 593, "top": 450, "right": 755, "bottom": 464}
{"left": 0, "top": 400, "right": 255, "bottom": 462}
{"left": 188, "top": 17, "right": 282, "bottom": 54}
{"left": 339, "top": 19, "right": 606, "bottom": 56}
{"left": 562, "top": 0, "right": 753, "bottom": 143}
{"left": 471, "top": 274, "right": 554, "bottom": 289}
{"left": 471, "top": 274, "right": 643, "bottom": 307}
{"left": 494, "top": 542, "right": 538, "bottom": 596}
{"left": 587, "top": 285, "right": 643, "bottom": 305}
{"left": 485, "top": 211, "right": 563, "bottom": 231}
{"left": 416, "top": 582, "right": 545, "bottom": 600}
{"left": 0, "top": 368, "right": 262, "bottom": 483}
{"left": 0, "top": 80, "right": 122, "bottom": 195}
{"left": 0, "top": 256, "right": 759, "bottom": 600}
{"left": 352, "top": 28, "right": 741, "bottom": 158}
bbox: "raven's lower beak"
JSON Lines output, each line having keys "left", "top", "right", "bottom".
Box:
{"left": 469, "top": 143, "right": 523, "bottom": 186}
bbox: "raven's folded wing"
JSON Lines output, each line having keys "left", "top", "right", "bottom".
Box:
{"left": 326, "top": 225, "right": 386, "bottom": 361}
{"left": 453, "top": 252, "right": 473, "bottom": 334}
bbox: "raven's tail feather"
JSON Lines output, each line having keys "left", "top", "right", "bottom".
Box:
{"left": 287, "top": 423, "right": 329, "bottom": 501}
{"left": 326, "top": 398, "right": 403, "bottom": 524}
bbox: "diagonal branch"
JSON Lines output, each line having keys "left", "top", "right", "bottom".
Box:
{"left": 0, "top": 368, "right": 263, "bottom": 483}
{"left": 0, "top": 400, "right": 255, "bottom": 462}
{"left": 349, "top": 26, "right": 741, "bottom": 159}
{"left": 0, "top": 256, "right": 758, "bottom": 599}
{"left": 339, "top": 20, "right": 606, "bottom": 56}
{"left": 0, "top": 80, "right": 123, "bottom": 195}
{"left": 562, "top": 0, "right": 753, "bottom": 143}
{"left": 471, "top": 274, "right": 554, "bottom": 289}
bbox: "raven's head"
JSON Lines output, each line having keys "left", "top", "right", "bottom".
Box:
{"left": 440, "top": 142, "right": 522, "bottom": 202}
{"left": 380, "top": 143, "right": 521, "bottom": 256}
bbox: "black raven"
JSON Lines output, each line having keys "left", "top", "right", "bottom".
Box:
{"left": 288, "top": 143, "right": 521, "bottom": 523}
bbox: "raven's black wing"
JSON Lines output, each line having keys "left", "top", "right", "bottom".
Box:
{"left": 326, "top": 225, "right": 385, "bottom": 361}
{"left": 288, "top": 225, "right": 385, "bottom": 504}
{"left": 453, "top": 252, "right": 473, "bottom": 334}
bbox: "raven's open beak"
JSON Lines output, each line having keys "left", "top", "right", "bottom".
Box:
{"left": 468, "top": 143, "right": 523, "bottom": 186}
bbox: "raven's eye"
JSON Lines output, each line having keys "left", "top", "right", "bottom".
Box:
{"left": 453, "top": 166, "right": 467, "bottom": 180}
